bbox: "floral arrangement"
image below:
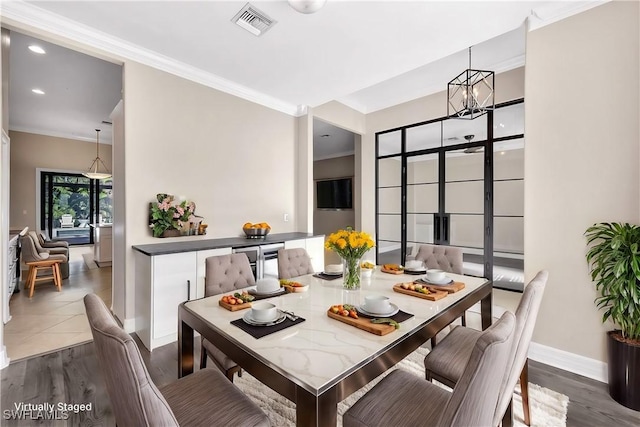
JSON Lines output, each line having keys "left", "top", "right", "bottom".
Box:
{"left": 325, "top": 227, "right": 375, "bottom": 289}
{"left": 149, "top": 193, "right": 196, "bottom": 237}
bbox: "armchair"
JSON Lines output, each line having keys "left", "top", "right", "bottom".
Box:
{"left": 60, "top": 214, "right": 74, "bottom": 228}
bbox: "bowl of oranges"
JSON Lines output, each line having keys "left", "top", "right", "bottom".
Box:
{"left": 243, "top": 222, "right": 271, "bottom": 238}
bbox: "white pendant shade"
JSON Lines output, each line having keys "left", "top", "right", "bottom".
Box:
{"left": 82, "top": 129, "right": 112, "bottom": 180}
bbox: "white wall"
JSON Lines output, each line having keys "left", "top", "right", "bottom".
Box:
{"left": 122, "top": 61, "right": 297, "bottom": 322}
{"left": 525, "top": 1, "right": 639, "bottom": 364}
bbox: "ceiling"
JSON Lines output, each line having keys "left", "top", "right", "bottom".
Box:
{"left": 2, "top": 1, "right": 602, "bottom": 149}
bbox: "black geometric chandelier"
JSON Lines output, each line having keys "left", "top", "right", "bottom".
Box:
{"left": 447, "top": 47, "right": 495, "bottom": 119}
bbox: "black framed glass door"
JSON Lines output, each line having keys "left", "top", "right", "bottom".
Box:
{"left": 40, "top": 172, "right": 113, "bottom": 245}
{"left": 375, "top": 100, "right": 524, "bottom": 291}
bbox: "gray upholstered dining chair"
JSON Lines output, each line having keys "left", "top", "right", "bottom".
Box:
{"left": 414, "top": 243, "right": 466, "bottom": 345}
{"left": 413, "top": 243, "right": 464, "bottom": 274}
{"left": 20, "top": 234, "right": 69, "bottom": 281}
{"left": 83, "top": 294, "right": 270, "bottom": 427}
{"left": 277, "top": 248, "right": 314, "bottom": 279}
{"left": 424, "top": 270, "right": 548, "bottom": 427}
{"left": 37, "top": 231, "right": 69, "bottom": 249}
{"left": 25, "top": 232, "right": 69, "bottom": 279}
{"left": 343, "top": 311, "right": 516, "bottom": 427}
{"left": 200, "top": 253, "right": 256, "bottom": 380}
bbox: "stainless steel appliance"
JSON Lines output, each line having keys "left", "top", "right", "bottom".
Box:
{"left": 233, "top": 243, "right": 283, "bottom": 280}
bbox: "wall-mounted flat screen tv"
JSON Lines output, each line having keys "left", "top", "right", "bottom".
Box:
{"left": 316, "top": 178, "right": 353, "bottom": 210}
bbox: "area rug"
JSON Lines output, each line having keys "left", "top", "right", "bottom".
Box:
{"left": 235, "top": 346, "right": 569, "bottom": 426}
{"left": 82, "top": 253, "right": 99, "bottom": 270}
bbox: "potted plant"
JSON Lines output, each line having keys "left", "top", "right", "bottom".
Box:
{"left": 585, "top": 222, "right": 640, "bottom": 410}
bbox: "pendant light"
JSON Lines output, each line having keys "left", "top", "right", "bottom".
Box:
{"left": 447, "top": 47, "right": 495, "bottom": 119}
{"left": 83, "top": 129, "right": 112, "bottom": 180}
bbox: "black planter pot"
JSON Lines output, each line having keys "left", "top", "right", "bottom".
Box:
{"left": 607, "top": 330, "right": 640, "bottom": 411}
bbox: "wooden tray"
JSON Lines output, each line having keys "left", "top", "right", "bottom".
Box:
{"left": 381, "top": 268, "right": 404, "bottom": 275}
{"left": 421, "top": 281, "right": 465, "bottom": 293}
{"left": 218, "top": 299, "right": 252, "bottom": 311}
{"left": 327, "top": 310, "right": 395, "bottom": 336}
{"left": 393, "top": 284, "right": 448, "bottom": 301}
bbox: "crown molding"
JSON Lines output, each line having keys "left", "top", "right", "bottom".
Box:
{"left": 9, "top": 126, "right": 111, "bottom": 145}
{"left": 0, "top": 1, "right": 299, "bottom": 116}
{"left": 527, "top": 0, "right": 609, "bottom": 31}
{"left": 313, "top": 150, "right": 355, "bottom": 162}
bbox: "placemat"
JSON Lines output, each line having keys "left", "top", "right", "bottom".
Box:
{"left": 231, "top": 317, "right": 306, "bottom": 339}
{"left": 247, "top": 288, "right": 287, "bottom": 300}
{"left": 313, "top": 273, "right": 343, "bottom": 281}
{"left": 356, "top": 309, "right": 414, "bottom": 323}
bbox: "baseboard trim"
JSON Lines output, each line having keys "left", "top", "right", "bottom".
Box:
{"left": 121, "top": 318, "right": 136, "bottom": 334}
{"left": 0, "top": 345, "right": 10, "bottom": 369}
{"left": 529, "top": 341, "right": 608, "bottom": 383}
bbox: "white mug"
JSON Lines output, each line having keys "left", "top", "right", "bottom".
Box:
{"left": 364, "top": 295, "right": 391, "bottom": 314}
{"left": 426, "top": 269, "right": 445, "bottom": 282}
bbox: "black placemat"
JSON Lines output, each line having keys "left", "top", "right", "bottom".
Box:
{"left": 247, "top": 288, "right": 287, "bottom": 300}
{"left": 313, "top": 273, "right": 343, "bottom": 281}
{"left": 231, "top": 316, "right": 306, "bottom": 339}
{"left": 356, "top": 309, "right": 414, "bottom": 323}
{"left": 404, "top": 270, "right": 426, "bottom": 276}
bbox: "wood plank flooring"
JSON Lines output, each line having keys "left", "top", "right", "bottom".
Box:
{"left": 3, "top": 336, "right": 639, "bottom": 427}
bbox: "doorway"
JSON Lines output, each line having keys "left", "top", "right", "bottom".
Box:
{"left": 40, "top": 172, "right": 113, "bottom": 245}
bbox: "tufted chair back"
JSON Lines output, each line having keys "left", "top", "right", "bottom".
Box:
{"left": 414, "top": 244, "right": 463, "bottom": 274}
{"left": 205, "top": 254, "right": 256, "bottom": 297}
{"left": 278, "top": 248, "right": 314, "bottom": 279}
{"left": 84, "top": 294, "right": 179, "bottom": 426}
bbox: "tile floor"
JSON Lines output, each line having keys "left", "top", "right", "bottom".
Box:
{"left": 4, "top": 246, "right": 112, "bottom": 362}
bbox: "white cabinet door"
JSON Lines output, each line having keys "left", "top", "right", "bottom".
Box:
{"left": 152, "top": 252, "right": 196, "bottom": 341}
{"left": 284, "top": 239, "right": 306, "bottom": 250}
{"left": 195, "top": 248, "right": 232, "bottom": 298}
{"left": 306, "top": 236, "right": 325, "bottom": 273}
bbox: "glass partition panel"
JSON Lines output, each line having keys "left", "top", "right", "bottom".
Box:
{"left": 406, "top": 122, "right": 440, "bottom": 153}
{"left": 494, "top": 217, "right": 524, "bottom": 254}
{"left": 443, "top": 114, "right": 487, "bottom": 146}
{"left": 378, "top": 157, "right": 402, "bottom": 187}
{"left": 378, "top": 214, "right": 402, "bottom": 265}
{"left": 378, "top": 131, "right": 402, "bottom": 156}
{"left": 406, "top": 214, "right": 435, "bottom": 259}
{"left": 494, "top": 138, "right": 524, "bottom": 180}
{"left": 378, "top": 187, "right": 401, "bottom": 214}
{"left": 493, "top": 103, "right": 524, "bottom": 138}
{"left": 445, "top": 181, "right": 484, "bottom": 214}
{"left": 445, "top": 150, "right": 484, "bottom": 182}
{"left": 407, "top": 153, "right": 438, "bottom": 184}
{"left": 449, "top": 214, "right": 484, "bottom": 250}
{"left": 494, "top": 180, "right": 524, "bottom": 216}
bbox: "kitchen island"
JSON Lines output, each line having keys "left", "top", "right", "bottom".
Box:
{"left": 132, "top": 232, "right": 325, "bottom": 351}
{"left": 91, "top": 223, "right": 112, "bottom": 266}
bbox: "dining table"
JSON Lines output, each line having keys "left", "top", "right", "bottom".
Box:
{"left": 178, "top": 269, "right": 492, "bottom": 427}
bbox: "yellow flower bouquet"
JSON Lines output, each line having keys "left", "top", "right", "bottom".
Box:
{"left": 325, "top": 227, "right": 375, "bottom": 289}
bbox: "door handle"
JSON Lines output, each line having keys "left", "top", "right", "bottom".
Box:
{"left": 434, "top": 215, "right": 441, "bottom": 242}
{"left": 187, "top": 280, "right": 191, "bottom": 301}
{"left": 443, "top": 215, "right": 449, "bottom": 242}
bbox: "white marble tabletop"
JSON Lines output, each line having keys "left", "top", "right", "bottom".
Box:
{"left": 184, "top": 270, "right": 489, "bottom": 395}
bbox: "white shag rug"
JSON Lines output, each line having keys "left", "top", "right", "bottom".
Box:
{"left": 235, "top": 346, "right": 569, "bottom": 427}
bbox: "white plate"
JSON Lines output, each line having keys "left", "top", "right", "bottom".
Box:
{"left": 357, "top": 303, "right": 399, "bottom": 317}
{"left": 249, "top": 287, "right": 284, "bottom": 296}
{"left": 322, "top": 271, "right": 343, "bottom": 276}
{"left": 419, "top": 276, "right": 454, "bottom": 286}
{"left": 243, "top": 311, "right": 286, "bottom": 326}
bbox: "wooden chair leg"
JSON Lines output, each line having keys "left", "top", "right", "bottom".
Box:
{"left": 53, "top": 263, "right": 62, "bottom": 291}
{"left": 28, "top": 266, "right": 37, "bottom": 298}
{"left": 430, "top": 336, "right": 437, "bottom": 348}
{"left": 521, "top": 359, "right": 531, "bottom": 426}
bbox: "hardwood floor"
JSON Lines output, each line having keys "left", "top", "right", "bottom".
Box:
{"left": 2, "top": 337, "right": 638, "bottom": 426}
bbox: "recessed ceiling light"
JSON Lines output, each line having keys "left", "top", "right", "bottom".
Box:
{"left": 32, "top": 89, "right": 45, "bottom": 95}
{"left": 500, "top": 151, "right": 506, "bottom": 155}
{"left": 28, "top": 45, "right": 46, "bottom": 54}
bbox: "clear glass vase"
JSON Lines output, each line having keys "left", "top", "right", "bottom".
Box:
{"left": 342, "top": 256, "right": 361, "bottom": 290}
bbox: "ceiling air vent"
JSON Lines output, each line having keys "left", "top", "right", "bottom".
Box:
{"left": 232, "top": 3, "right": 276, "bottom": 37}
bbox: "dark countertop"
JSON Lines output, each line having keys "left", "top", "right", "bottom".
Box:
{"left": 132, "top": 232, "right": 323, "bottom": 256}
